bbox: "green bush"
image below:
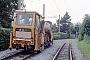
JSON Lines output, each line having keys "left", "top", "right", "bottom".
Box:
{"left": 78, "top": 40, "right": 90, "bottom": 60}
{"left": 70, "top": 34, "right": 75, "bottom": 39}
{"left": 53, "top": 32, "right": 68, "bottom": 40}
{"left": 84, "top": 34, "right": 90, "bottom": 43}
{"left": 78, "top": 34, "right": 84, "bottom": 41}
{"left": 60, "top": 33, "right": 68, "bottom": 39}
{"left": 53, "top": 32, "right": 76, "bottom": 40}
{"left": 54, "top": 35, "right": 60, "bottom": 40}
{"left": 0, "top": 28, "right": 11, "bottom": 51}
{"left": 53, "top": 33, "right": 58, "bottom": 35}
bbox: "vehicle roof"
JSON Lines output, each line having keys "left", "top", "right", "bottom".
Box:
{"left": 15, "top": 10, "right": 41, "bottom": 15}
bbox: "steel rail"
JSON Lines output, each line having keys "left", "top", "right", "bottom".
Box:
{"left": 53, "top": 43, "right": 66, "bottom": 60}
{"left": 21, "top": 53, "right": 34, "bottom": 60}
{"left": 69, "top": 43, "right": 73, "bottom": 60}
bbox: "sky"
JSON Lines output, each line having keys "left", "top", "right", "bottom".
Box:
{"left": 24, "top": 0, "right": 90, "bottom": 24}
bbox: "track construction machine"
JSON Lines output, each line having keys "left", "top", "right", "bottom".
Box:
{"left": 9, "top": 10, "right": 53, "bottom": 52}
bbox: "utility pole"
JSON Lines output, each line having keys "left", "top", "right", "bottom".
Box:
{"left": 18, "top": 0, "right": 25, "bottom": 10}
{"left": 58, "top": 15, "right": 60, "bottom": 32}
{"left": 43, "top": 4, "right": 45, "bottom": 20}
{"left": 41, "top": 4, "right": 45, "bottom": 51}
{"left": 18, "top": 0, "right": 21, "bottom": 10}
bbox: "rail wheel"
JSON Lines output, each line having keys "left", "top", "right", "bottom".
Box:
{"left": 24, "top": 45, "right": 28, "bottom": 51}
{"left": 50, "top": 40, "right": 53, "bottom": 45}
{"left": 40, "top": 44, "right": 44, "bottom": 52}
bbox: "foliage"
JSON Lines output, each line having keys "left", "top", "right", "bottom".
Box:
{"left": 54, "top": 35, "right": 60, "bottom": 40}
{"left": 78, "top": 14, "right": 90, "bottom": 60}
{"left": 75, "top": 22, "right": 80, "bottom": 34}
{"left": 69, "top": 23, "right": 76, "bottom": 34}
{"left": 78, "top": 23, "right": 84, "bottom": 40}
{"left": 78, "top": 40, "right": 90, "bottom": 60}
{"left": 0, "top": 0, "right": 18, "bottom": 28}
{"left": 83, "top": 14, "right": 90, "bottom": 36}
{"left": 78, "top": 14, "right": 90, "bottom": 41}
{"left": 53, "top": 32, "right": 68, "bottom": 40}
{"left": 52, "top": 23, "right": 58, "bottom": 32}
{"left": 69, "top": 34, "right": 76, "bottom": 39}
{"left": 0, "top": 22, "right": 2, "bottom": 27}
{"left": 60, "top": 12, "right": 71, "bottom": 24}
{"left": 56, "top": 12, "right": 71, "bottom": 33}
{"left": 84, "top": 34, "right": 90, "bottom": 43}
{"left": 0, "top": 0, "right": 17, "bottom": 50}
{"left": 0, "top": 28, "right": 11, "bottom": 51}
{"left": 78, "top": 34, "right": 84, "bottom": 41}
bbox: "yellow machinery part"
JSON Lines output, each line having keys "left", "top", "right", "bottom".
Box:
{"left": 41, "top": 33, "right": 44, "bottom": 44}
{"left": 34, "top": 34, "right": 40, "bottom": 51}
{"left": 9, "top": 31, "right": 13, "bottom": 49}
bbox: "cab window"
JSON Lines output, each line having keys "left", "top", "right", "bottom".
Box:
{"left": 36, "top": 15, "right": 40, "bottom": 28}
{"left": 16, "top": 14, "right": 33, "bottom": 26}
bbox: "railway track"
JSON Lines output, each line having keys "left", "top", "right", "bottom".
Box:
{"left": 1, "top": 50, "right": 34, "bottom": 60}
{"left": 1, "top": 44, "right": 51, "bottom": 60}
{"left": 21, "top": 53, "right": 34, "bottom": 60}
{"left": 1, "top": 43, "right": 73, "bottom": 60}
{"left": 53, "top": 43, "right": 73, "bottom": 60}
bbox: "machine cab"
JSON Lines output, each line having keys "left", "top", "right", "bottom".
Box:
{"left": 9, "top": 10, "right": 42, "bottom": 50}
{"left": 13, "top": 10, "right": 42, "bottom": 39}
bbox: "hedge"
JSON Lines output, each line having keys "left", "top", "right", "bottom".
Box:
{"left": 0, "top": 28, "right": 11, "bottom": 51}
{"left": 53, "top": 32, "right": 75, "bottom": 40}
{"left": 53, "top": 32, "right": 68, "bottom": 40}
{"left": 69, "top": 34, "right": 76, "bottom": 39}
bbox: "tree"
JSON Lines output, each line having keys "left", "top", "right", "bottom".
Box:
{"left": 79, "top": 14, "right": 90, "bottom": 40}
{"left": 52, "top": 23, "right": 58, "bottom": 32}
{"left": 0, "top": 0, "right": 18, "bottom": 28}
{"left": 83, "top": 14, "right": 90, "bottom": 36}
{"left": 69, "top": 23, "right": 75, "bottom": 34}
{"left": 61, "top": 12, "right": 71, "bottom": 23}
{"left": 73, "top": 22, "right": 81, "bottom": 37}
{"left": 79, "top": 23, "right": 84, "bottom": 40}
{"left": 56, "top": 12, "right": 71, "bottom": 33}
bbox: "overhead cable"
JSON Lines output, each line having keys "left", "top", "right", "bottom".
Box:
{"left": 52, "top": 0, "right": 60, "bottom": 14}
{"left": 64, "top": 0, "right": 67, "bottom": 12}
{"left": 39, "top": 0, "right": 58, "bottom": 18}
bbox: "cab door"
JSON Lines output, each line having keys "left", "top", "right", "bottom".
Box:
{"left": 34, "top": 14, "right": 41, "bottom": 51}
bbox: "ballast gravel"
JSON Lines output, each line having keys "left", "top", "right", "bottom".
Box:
{"left": 0, "top": 39, "right": 83, "bottom": 60}
{"left": 0, "top": 49, "right": 23, "bottom": 60}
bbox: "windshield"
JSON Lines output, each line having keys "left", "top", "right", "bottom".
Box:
{"left": 16, "top": 14, "right": 33, "bottom": 26}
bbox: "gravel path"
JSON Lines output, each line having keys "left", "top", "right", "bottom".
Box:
{"left": 0, "top": 39, "right": 83, "bottom": 60}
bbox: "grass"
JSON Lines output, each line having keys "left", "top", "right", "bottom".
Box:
{"left": 78, "top": 40, "right": 90, "bottom": 60}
